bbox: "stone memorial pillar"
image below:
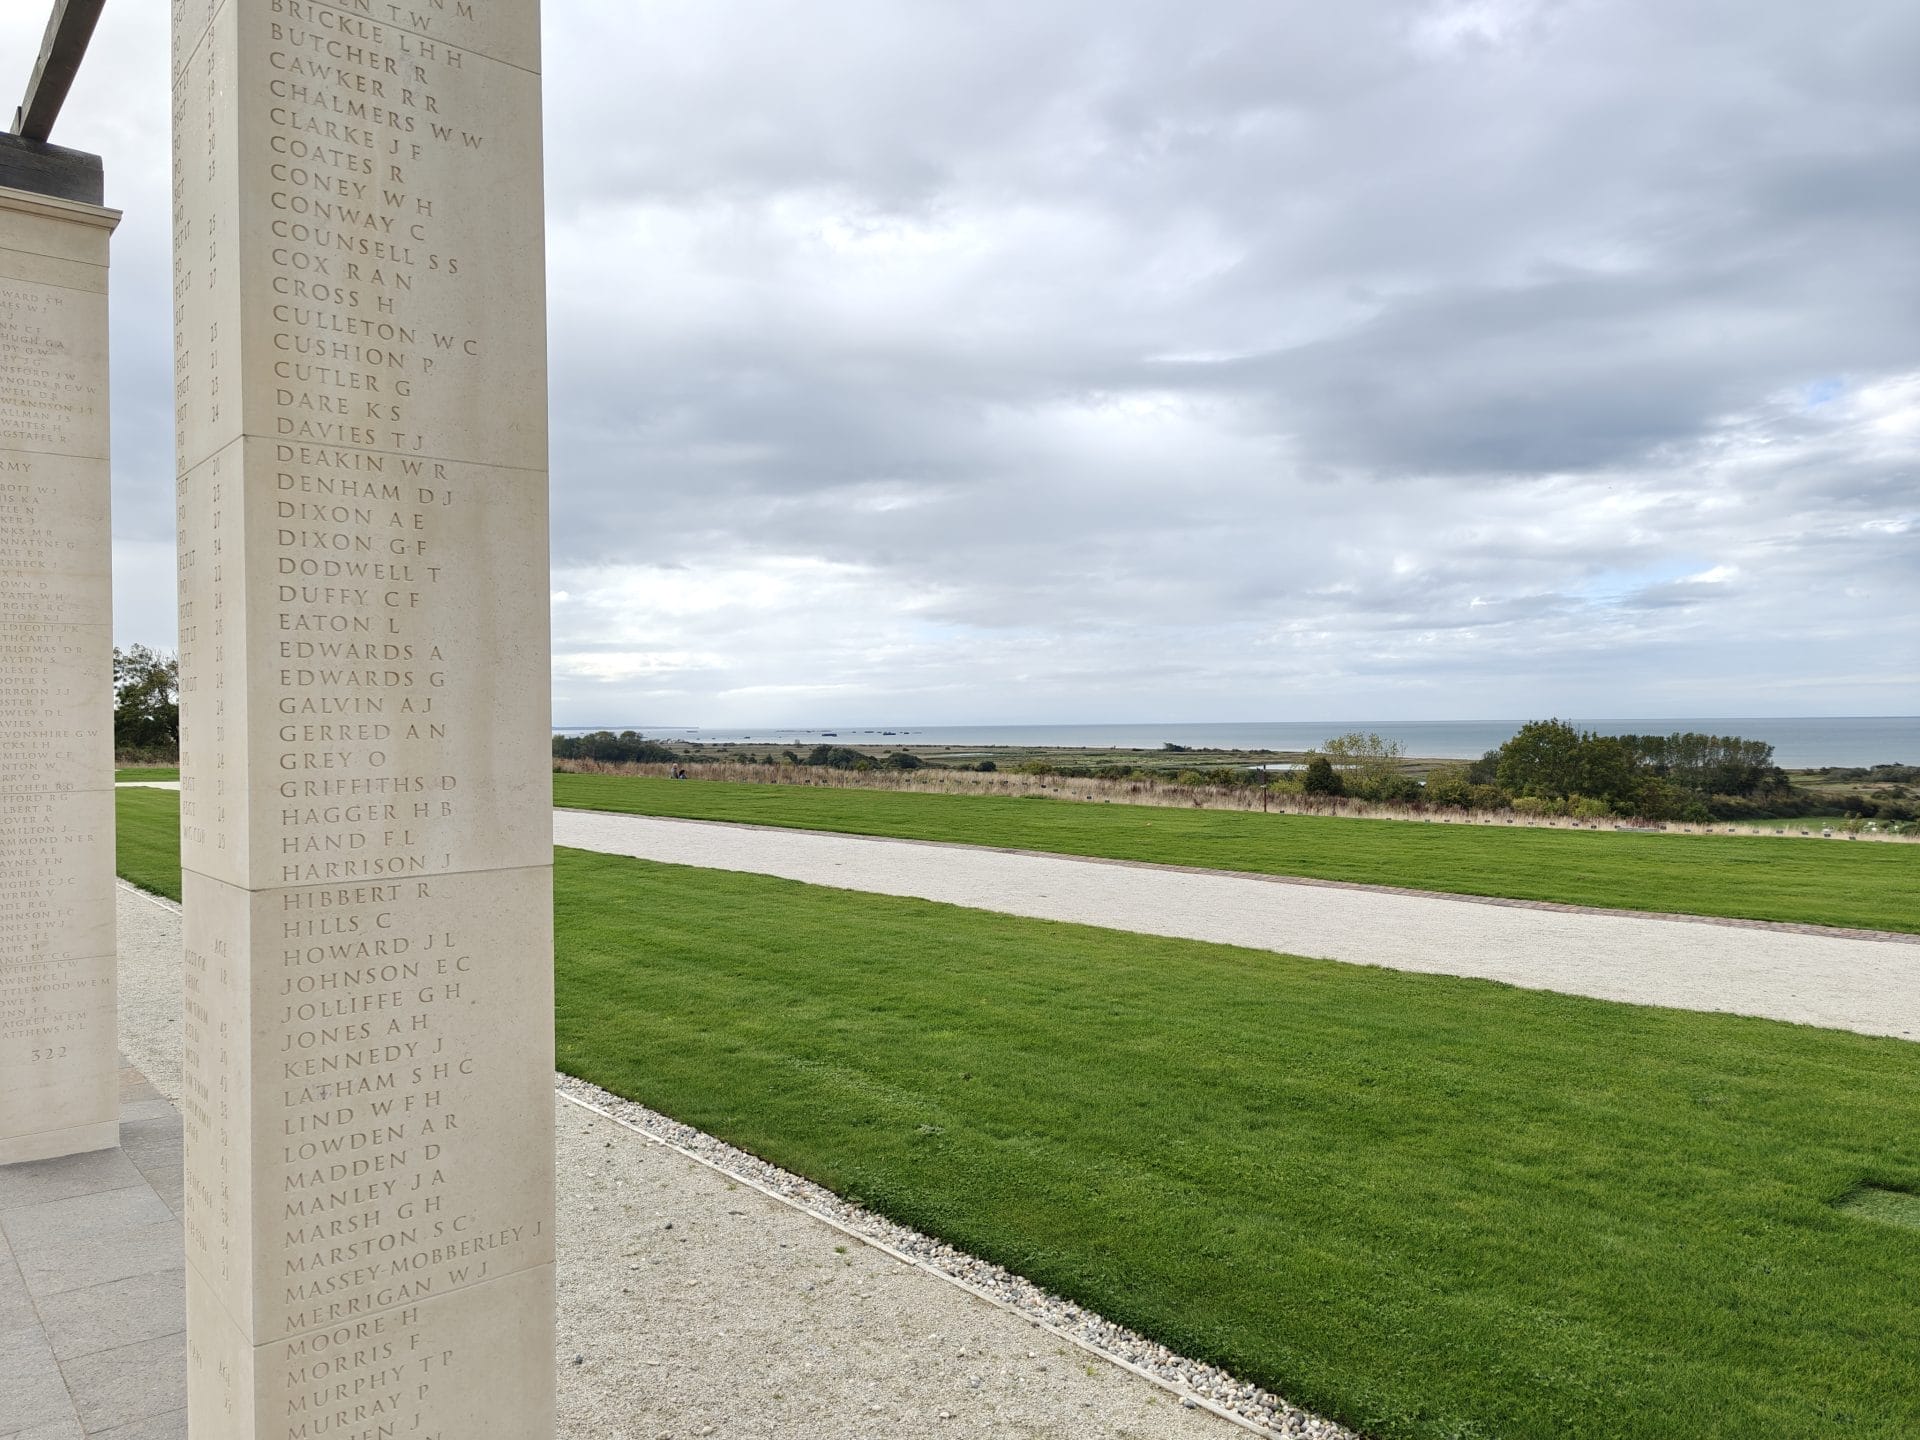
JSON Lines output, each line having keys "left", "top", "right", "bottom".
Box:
{"left": 0, "top": 152, "right": 119, "bottom": 1168}
{"left": 171, "top": 2, "right": 555, "bottom": 1434}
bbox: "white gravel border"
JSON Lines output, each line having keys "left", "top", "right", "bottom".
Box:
{"left": 116, "top": 882, "right": 1348, "bottom": 1439}
{"left": 554, "top": 1072, "right": 1354, "bottom": 1440}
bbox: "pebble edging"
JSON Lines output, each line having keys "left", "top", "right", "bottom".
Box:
{"left": 555, "top": 1072, "right": 1356, "bottom": 1440}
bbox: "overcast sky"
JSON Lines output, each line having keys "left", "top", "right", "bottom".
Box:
{"left": 9, "top": 0, "right": 1917, "bottom": 726}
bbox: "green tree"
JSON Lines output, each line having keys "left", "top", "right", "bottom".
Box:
{"left": 113, "top": 645, "right": 180, "bottom": 753}
{"left": 1619, "top": 732, "right": 1777, "bottom": 796}
{"left": 1495, "top": 719, "right": 1584, "bottom": 800}
{"left": 552, "top": 730, "right": 677, "bottom": 763}
{"left": 1574, "top": 734, "right": 1641, "bottom": 810}
{"left": 1633, "top": 778, "right": 1679, "bottom": 821}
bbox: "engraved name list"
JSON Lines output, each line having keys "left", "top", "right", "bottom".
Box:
{"left": 171, "top": 1, "right": 555, "bottom": 1434}
{"left": 0, "top": 184, "right": 120, "bottom": 1167}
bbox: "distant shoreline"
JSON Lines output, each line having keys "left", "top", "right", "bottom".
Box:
{"left": 553, "top": 717, "right": 1919, "bottom": 771}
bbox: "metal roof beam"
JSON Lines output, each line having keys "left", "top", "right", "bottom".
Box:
{"left": 14, "top": 0, "right": 109, "bottom": 143}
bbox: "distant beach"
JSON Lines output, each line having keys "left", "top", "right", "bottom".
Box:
{"left": 553, "top": 718, "right": 1918, "bottom": 771}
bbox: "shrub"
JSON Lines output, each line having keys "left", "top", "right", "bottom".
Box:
{"left": 804, "top": 745, "right": 870, "bottom": 769}
{"left": 1362, "top": 773, "right": 1422, "bottom": 805}
{"left": 1301, "top": 756, "right": 1344, "bottom": 796}
{"left": 1423, "top": 766, "right": 1474, "bottom": 809}
{"left": 1321, "top": 731, "right": 1406, "bottom": 797}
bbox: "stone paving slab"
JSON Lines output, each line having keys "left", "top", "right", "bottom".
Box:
{"left": 35, "top": 1270, "right": 184, "bottom": 1364}
{"left": 0, "top": 1067, "right": 186, "bottom": 1440}
{"left": 89, "top": 1417, "right": 188, "bottom": 1440}
{"left": 0, "top": 1321, "right": 76, "bottom": 1435}
{"left": 0, "top": 1151, "right": 144, "bottom": 1213}
{"left": 11, "top": 1219, "right": 181, "bottom": 1301}
{"left": 57, "top": 1332, "right": 188, "bottom": 1435}
{"left": 11, "top": 1419, "right": 86, "bottom": 1440}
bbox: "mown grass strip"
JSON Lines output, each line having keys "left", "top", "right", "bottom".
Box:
{"left": 117, "top": 786, "right": 185, "bottom": 900}
{"left": 553, "top": 773, "right": 1920, "bottom": 934}
{"left": 552, "top": 847, "right": 1920, "bottom": 1440}
{"left": 115, "top": 766, "right": 180, "bottom": 783}
{"left": 115, "top": 788, "right": 1920, "bottom": 1438}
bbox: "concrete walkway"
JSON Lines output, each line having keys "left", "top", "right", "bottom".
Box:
{"left": 554, "top": 810, "right": 1920, "bottom": 1042}
{"left": 103, "top": 884, "right": 1273, "bottom": 1440}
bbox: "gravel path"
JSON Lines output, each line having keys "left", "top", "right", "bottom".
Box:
{"left": 112, "top": 884, "right": 1343, "bottom": 1439}
{"left": 555, "top": 811, "right": 1920, "bottom": 1041}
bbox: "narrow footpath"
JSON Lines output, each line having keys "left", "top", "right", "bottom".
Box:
{"left": 554, "top": 810, "right": 1919, "bottom": 1042}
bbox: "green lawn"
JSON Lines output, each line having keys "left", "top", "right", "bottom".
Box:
{"left": 114, "top": 788, "right": 1920, "bottom": 1438}
{"left": 115, "top": 766, "right": 180, "bottom": 783}
{"left": 116, "top": 786, "right": 186, "bottom": 899}
{"left": 555, "top": 850, "right": 1919, "bottom": 1440}
{"left": 552, "top": 774, "right": 1920, "bottom": 934}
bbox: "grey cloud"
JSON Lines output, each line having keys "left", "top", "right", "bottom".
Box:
{"left": 6, "top": 0, "right": 1914, "bottom": 721}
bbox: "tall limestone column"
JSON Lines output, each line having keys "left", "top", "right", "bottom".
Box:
{"left": 171, "top": 3, "right": 556, "bottom": 1435}
{"left": 0, "top": 146, "right": 120, "bottom": 1168}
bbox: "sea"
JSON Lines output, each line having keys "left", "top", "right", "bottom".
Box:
{"left": 554, "top": 717, "right": 1919, "bottom": 770}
